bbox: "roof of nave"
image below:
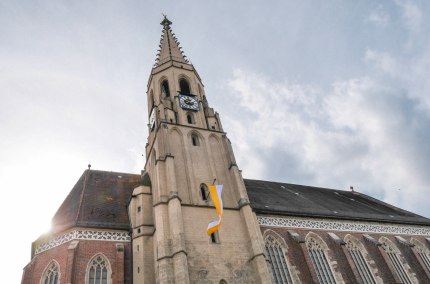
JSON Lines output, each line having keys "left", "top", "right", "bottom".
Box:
{"left": 50, "top": 170, "right": 141, "bottom": 234}
{"left": 245, "top": 179, "right": 430, "bottom": 226}
{"left": 49, "top": 170, "right": 430, "bottom": 234}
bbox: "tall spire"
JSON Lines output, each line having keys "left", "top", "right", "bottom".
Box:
{"left": 154, "top": 15, "right": 189, "bottom": 67}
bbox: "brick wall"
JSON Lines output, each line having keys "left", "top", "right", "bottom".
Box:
{"left": 261, "top": 226, "right": 430, "bottom": 283}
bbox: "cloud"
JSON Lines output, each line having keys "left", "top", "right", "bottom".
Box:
{"left": 225, "top": 68, "right": 430, "bottom": 217}
{"left": 364, "top": 49, "right": 399, "bottom": 77}
{"left": 367, "top": 5, "right": 390, "bottom": 28}
{"left": 395, "top": 0, "right": 423, "bottom": 33}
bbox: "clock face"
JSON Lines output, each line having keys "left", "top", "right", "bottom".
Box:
{"left": 179, "top": 94, "right": 199, "bottom": 111}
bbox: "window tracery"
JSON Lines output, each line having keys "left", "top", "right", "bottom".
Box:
{"left": 306, "top": 235, "right": 336, "bottom": 284}
{"left": 345, "top": 236, "right": 376, "bottom": 284}
{"left": 264, "top": 233, "right": 294, "bottom": 284}
{"left": 86, "top": 254, "right": 111, "bottom": 284}
{"left": 41, "top": 261, "right": 59, "bottom": 284}
{"left": 411, "top": 238, "right": 430, "bottom": 272}
{"left": 380, "top": 237, "right": 412, "bottom": 284}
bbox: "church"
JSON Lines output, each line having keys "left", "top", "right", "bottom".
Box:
{"left": 22, "top": 17, "right": 430, "bottom": 284}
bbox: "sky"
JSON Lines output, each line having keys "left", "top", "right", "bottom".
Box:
{"left": 1, "top": 0, "right": 430, "bottom": 282}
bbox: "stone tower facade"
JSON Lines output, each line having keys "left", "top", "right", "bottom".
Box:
{"left": 128, "top": 16, "right": 271, "bottom": 283}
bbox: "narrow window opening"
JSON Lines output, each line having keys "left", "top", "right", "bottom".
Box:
{"left": 187, "top": 114, "right": 193, "bottom": 124}
{"left": 149, "top": 90, "right": 154, "bottom": 109}
{"left": 138, "top": 266, "right": 140, "bottom": 273}
{"left": 210, "top": 232, "right": 220, "bottom": 244}
{"left": 161, "top": 80, "right": 170, "bottom": 97}
{"left": 137, "top": 245, "right": 139, "bottom": 251}
{"left": 137, "top": 206, "right": 141, "bottom": 213}
{"left": 200, "top": 184, "right": 208, "bottom": 201}
{"left": 137, "top": 228, "right": 141, "bottom": 234}
{"left": 192, "top": 134, "right": 200, "bottom": 146}
{"left": 180, "top": 78, "right": 191, "bottom": 94}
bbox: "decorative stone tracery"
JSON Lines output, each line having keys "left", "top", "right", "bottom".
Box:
{"left": 34, "top": 230, "right": 130, "bottom": 255}
{"left": 258, "top": 216, "right": 430, "bottom": 235}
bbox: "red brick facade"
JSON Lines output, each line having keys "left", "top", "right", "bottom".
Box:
{"left": 22, "top": 233, "right": 131, "bottom": 284}
{"left": 261, "top": 226, "right": 430, "bottom": 283}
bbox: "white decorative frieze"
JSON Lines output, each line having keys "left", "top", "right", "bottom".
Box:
{"left": 34, "top": 229, "right": 130, "bottom": 255}
{"left": 257, "top": 216, "right": 430, "bottom": 236}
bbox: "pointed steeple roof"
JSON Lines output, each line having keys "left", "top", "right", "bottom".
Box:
{"left": 154, "top": 15, "right": 189, "bottom": 67}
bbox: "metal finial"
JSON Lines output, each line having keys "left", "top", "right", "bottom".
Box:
{"left": 160, "top": 14, "right": 172, "bottom": 28}
{"left": 88, "top": 163, "right": 91, "bottom": 169}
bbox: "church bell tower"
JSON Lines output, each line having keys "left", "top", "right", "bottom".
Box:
{"left": 129, "top": 16, "right": 271, "bottom": 283}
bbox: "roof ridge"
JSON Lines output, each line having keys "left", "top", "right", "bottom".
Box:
{"left": 74, "top": 169, "right": 91, "bottom": 223}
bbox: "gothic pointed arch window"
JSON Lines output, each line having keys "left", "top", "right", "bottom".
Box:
{"left": 379, "top": 237, "right": 412, "bottom": 284}
{"left": 411, "top": 238, "right": 430, "bottom": 272}
{"left": 41, "top": 260, "right": 60, "bottom": 284}
{"left": 86, "top": 254, "right": 112, "bottom": 284}
{"left": 161, "top": 79, "right": 170, "bottom": 97}
{"left": 306, "top": 233, "right": 337, "bottom": 284}
{"left": 179, "top": 78, "right": 191, "bottom": 94}
{"left": 264, "top": 231, "right": 294, "bottom": 284}
{"left": 344, "top": 235, "right": 376, "bottom": 284}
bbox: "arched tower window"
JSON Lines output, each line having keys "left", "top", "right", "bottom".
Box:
{"left": 86, "top": 254, "right": 111, "bottom": 284}
{"left": 179, "top": 78, "right": 191, "bottom": 94}
{"left": 191, "top": 133, "right": 200, "bottom": 146}
{"left": 187, "top": 112, "right": 195, "bottom": 124}
{"left": 161, "top": 80, "right": 170, "bottom": 97}
{"left": 411, "top": 238, "right": 430, "bottom": 272}
{"left": 344, "top": 235, "right": 376, "bottom": 284}
{"left": 306, "top": 234, "right": 336, "bottom": 284}
{"left": 41, "top": 261, "right": 59, "bottom": 284}
{"left": 264, "top": 232, "right": 294, "bottom": 284}
{"left": 379, "top": 237, "right": 412, "bottom": 284}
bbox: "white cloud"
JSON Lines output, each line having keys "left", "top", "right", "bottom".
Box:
{"left": 367, "top": 5, "right": 390, "bottom": 28}
{"left": 225, "top": 68, "right": 430, "bottom": 217}
{"left": 364, "top": 49, "right": 399, "bottom": 77}
{"left": 396, "top": 0, "right": 423, "bottom": 33}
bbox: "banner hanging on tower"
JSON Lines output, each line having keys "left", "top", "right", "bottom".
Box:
{"left": 207, "top": 184, "right": 223, "bottom": 235}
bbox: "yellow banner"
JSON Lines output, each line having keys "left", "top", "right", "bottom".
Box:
{"left": 207, "top": 184, "right": 223, "bottom": 235}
